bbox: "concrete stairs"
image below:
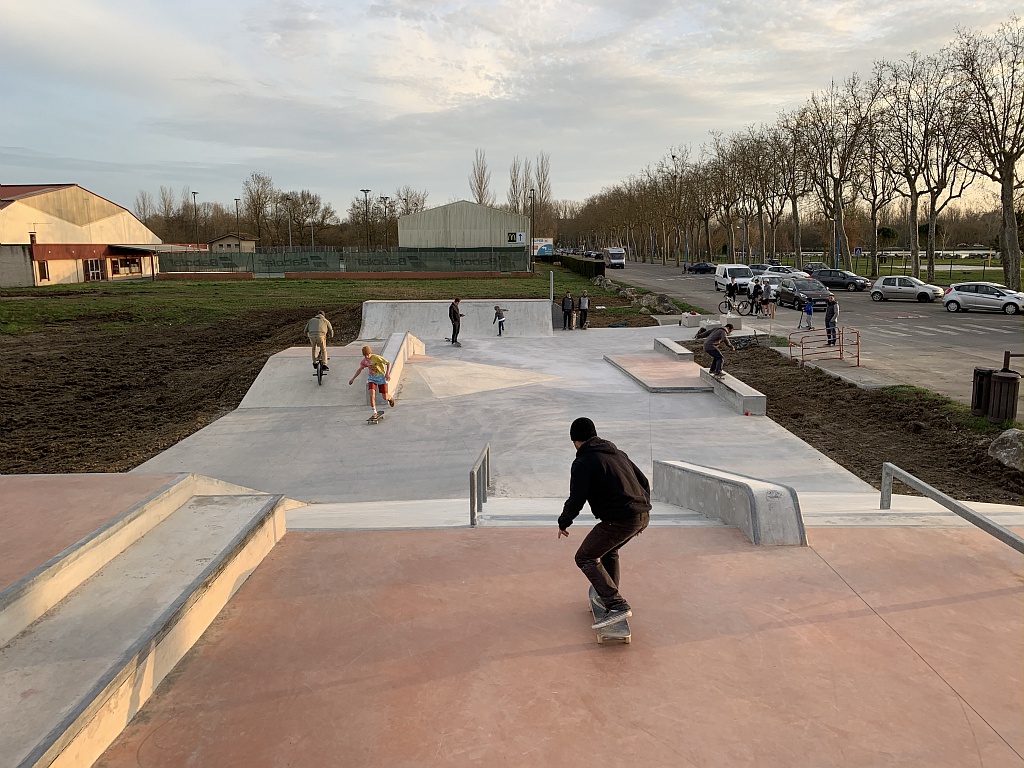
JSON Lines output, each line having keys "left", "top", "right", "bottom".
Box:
{"left": 798, "top": 491, "right": 1024, "bottom": 528}
{"left": 0, "top": 474, "right": 293, "bottom": 768}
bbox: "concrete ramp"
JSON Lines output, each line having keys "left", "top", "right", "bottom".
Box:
{"left": 238, "top": 346, "right": 373, "bottom": 409}
{"left": 358, "top": 299, "right": 553, "bottom": 340}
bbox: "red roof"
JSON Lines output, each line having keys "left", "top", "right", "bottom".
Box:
{"left": 0, "top": 184, "right": 76, "bottom": 201}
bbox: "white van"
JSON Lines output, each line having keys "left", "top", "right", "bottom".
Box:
{"left": 714, "top": 264, "right": 754, "bottom": 293}
{"left": 602, "top": 247, "right": 626, "bottom": 269}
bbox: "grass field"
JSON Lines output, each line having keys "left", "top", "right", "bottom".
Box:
{"left": 0, "top": 267, "right": 706, "bottom": 335}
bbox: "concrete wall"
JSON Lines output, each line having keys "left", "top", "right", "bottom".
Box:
{"left": 0, "top": 245, "right": 34, "bottom": 287}
{"left": 653, "top": 460, "right": 806, "bottom": 546}
{"left": 358, "top": 299, "right": 554, "bottom": 340}
{"left": 398, "top": 201, "right": 530, "bottom": 249}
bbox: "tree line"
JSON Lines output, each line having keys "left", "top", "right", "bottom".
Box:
{"left": 559, "top": 18, "right": 1024, "bottom": 289}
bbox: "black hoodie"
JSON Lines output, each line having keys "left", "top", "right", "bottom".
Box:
{"left": 558, "top": 437, "right": 651, "bottom": 530}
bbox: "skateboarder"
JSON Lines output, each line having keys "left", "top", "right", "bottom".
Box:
{"left": 560, "top": 291, "right": 574, "bottom": 330}
{"left": 703, "top": 323, "right": 734, "bottom": 378}
{"left": 348, "top": 345, "right": 395, "bottom": 419}
{"left": 449, "top": 298, "right": 465, "bottom": 346}
{"left": 493, "top": 305, "right": 509, "bottom": 336}
{"left": 558, "top": 417, "right": 651, "bottom": 630}
{"left": 304, "top": 310, "right": 334, "bottom": 371}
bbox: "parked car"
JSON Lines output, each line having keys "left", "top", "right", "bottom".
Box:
{"left": 766, "top": 258, "right": 782, "bottom": 266}
{"left": 748, "top": 263, "right": 771, "bottom": 275}
{"left": 811, "top": 269, "right": 871, "bottom": 291}
{"left": 685, "top": 261, "right": 717, "bottom": 274}
{"left": 776, "top": 278, "right": 832, "bottom": 309}
{"left": 765, "top": 265, "right": 810, "bottom": 279}
{"left": 870, "top": 276, "right": 943, "bottom": 303}
{"left": 943, "top": 282, "right": 1023, "bottom": 315}
{"left": 714, "top": 264, "right": 754, "bottom": 293}
{"left": 802, "top": 261, "right": 827, "bottom": 273}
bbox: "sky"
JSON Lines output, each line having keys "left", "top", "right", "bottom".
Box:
{"left": 0, "top": 1, "right": 1017, "bottom": 216}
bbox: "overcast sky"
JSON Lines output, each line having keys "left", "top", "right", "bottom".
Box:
{"left": 0, "top": 1, "right": 1016, "bottom": 215}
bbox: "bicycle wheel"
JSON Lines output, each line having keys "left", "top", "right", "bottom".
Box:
{"left": 718, "top": 300, "right": 731, "bottom": 314}
{"left": 316, "top": 363, "right": 324, "bottom": 386}
{"left": 737, "top": 301, "right": 751, "bottom": 316}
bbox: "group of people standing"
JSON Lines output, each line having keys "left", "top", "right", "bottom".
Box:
{"left": 559, "top": 290, "right": 589, "bottom": 330}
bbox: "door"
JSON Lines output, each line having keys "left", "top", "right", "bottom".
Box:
{"left": 84, "top": 258, "right": 105, "bottom": 282}
{"left": 974, "top": 284, "right": 1003, "bottom": 311}
{"left": 896, "top": 277, "right": 916, "bottom": 299}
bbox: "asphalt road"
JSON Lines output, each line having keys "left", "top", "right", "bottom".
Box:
{"left": 610, "top": 261, "right": 1024, "bottom": 411}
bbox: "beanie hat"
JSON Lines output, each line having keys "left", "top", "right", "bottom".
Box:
{"left": 570, "top": 417, "right": 598, "bottom": 442}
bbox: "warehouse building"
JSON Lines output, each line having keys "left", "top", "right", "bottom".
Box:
{"left": 398, "top": 201, "right": 529, "bottom": 249}
{"left": 0, "top": 184, "right": 163, "bottom": 287}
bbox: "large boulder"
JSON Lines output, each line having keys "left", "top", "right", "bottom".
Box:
{"left": 988, "top": 428, "right": 1023, "bottom": 471}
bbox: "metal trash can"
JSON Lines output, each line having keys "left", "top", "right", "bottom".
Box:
{"left": 988, "top": 370, "right": 1021, "bottom": 424}
{"left": 972, "top": 367, "right": 995, "bottom": 416}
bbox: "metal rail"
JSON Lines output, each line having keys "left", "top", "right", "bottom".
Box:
{"left": 880, "top": 463, "right": 1024, "bottom": 553}
{"left": 469, "top": 443, "right": 491, "bottom": 527}
{"left": 788, "top": 327, "right": 860, "bottom": 367}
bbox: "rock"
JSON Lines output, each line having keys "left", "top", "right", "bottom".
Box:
{"left": 988, "top": 428, "right": 1023, "bottom": 471}
{"left": 638, "top": 307, "right": 651, "bottom": 314}
{"left": 639, "top": 294, "right": 659, "bottom": 307}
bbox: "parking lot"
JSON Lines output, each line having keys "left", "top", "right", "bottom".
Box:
{"left": 614, "top": 261, "right": 1024, "bottom": 411}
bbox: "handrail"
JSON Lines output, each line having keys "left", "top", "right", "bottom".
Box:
{"left": 469, "top": 443, "right": 491, "bottom": 526}
{"left": 880, "top": 462, "right": 1024, "bottom": 553}
{"left": 788, "top": 326, "right": 860, "bottom": 367}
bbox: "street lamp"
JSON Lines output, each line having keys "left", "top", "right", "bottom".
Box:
{"left": 380, "top": 196, "right": 390, "bottom": 250}
{"left": 192, "top": 191, "right": 199, "bottom": 250}
{"left": 310, "top": 220, "right": 315, "bottom": 249}
{"left": 360, "top": 189, "right": 371, "bottom": 250}
{"left": 283, "top": 195, "right": 293, "bottom": 250}
{"left": 529, "top": 188, "right": 536, "bottom": 270}
{"left": 234, "top": 197, "right": 241, "bottom": 242}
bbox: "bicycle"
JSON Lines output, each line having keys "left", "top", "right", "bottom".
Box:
{"left": 718, "top": 297, "right": 751, "bottom": 315}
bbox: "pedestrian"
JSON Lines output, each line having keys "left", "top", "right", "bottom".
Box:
{"left": 702, "top": 323, "right": 735, "bottom": 378}
{"left": 304, "top": 310, "right": 334, "bottom": 371}
{"left": 578, "top": 291, "right": 590, "bottom": 329}
{"left": 493, "top": 305, "right": 509, "bottom": 336}
{"left": 797, "top": 299, "right": 813, "bottom": 330}
{"left": 560, "top": 291, "right": 575, "bottom": 330}
{"left": 725, "top": 277, "right": 738, "bottom": 306}
{"left": 824, "top": 294, "right": 840, "bottom": 345}
{"left": 558, "top": 417, "right": 651, "bottom": 630}
{"left": 348, "top": 345, "right": 395, "bottom": 419}
{"left": 761, "top": 280, "right": 774, "bottom": 318}
{"left": 449, "top": 298, "right": 465, "bottom": 346}
{"left": 749, "top": 279, "right": 763, "bottom": 316}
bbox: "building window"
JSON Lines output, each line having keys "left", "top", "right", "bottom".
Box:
{"left": 37, "top": 261, "right": 49, "bottom": 281}
{"left": 111, "top": 257, "right": 142, "bottom": 275}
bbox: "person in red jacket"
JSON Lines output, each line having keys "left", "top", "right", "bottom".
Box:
{"left": 558, "top": 417, "right": 651, "bottom": 629}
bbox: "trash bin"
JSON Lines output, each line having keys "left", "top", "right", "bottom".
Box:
{"left": 972, "top": 367, "right": 995, "bottom": 416}
{"left": 988, "top": 370, "right": 1021, "bottom": 424}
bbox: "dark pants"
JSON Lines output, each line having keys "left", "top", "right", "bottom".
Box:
{"left": 579, "top": 308, "right": 588, "bottom": 327}
{"left": 574, "top": 513, "right": 649, "bottom": 612}
{"left": 562, "top": 310, "right": 572, "bottom": 329}
{"left": 707, "top": 346, "right": 724, "bottom": 374}
{"left": 451, "top": 322, "right": 460, "bottom": 344}
{"left": 825, "top": 318, "right": 837, "bottom": 345}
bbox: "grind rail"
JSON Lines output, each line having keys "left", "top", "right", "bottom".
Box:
{"left": 470, "top": 444, "right": 491, "bottom": 526}
{"left": 881, "top": 462, "right": 1024, "bottom": 553}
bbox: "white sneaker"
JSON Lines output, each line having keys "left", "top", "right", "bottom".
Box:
{"left": 592, "top": 608, "right": 632, "bottom": 629}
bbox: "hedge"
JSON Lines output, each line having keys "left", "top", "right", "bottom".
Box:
{"left": 558, "top": 254, "right": 606, "bottom": 279}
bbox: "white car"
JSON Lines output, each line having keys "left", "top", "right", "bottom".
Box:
{"left": 943, "top": 282, "right": 1023, "bottom": 315}
{"left": 764, "top": 265, "right": 810, "bottom": 279}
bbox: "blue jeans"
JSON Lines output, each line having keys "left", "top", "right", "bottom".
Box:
{"left": 574, "top": 514, "right": 649, "bottom": 612}
{"left": 826, "top": 319, "right": 837, "bottom": 345}
{"left": 707, "top": 346, "right": 724, "bottom": 374}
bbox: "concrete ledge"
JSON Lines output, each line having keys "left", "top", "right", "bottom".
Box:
{"left": 368, "top": 331, "right": 424, "bottom": 406}
{"left": 699, "top": 368, "right": 767, "bottom": 415}
{"left": 653, "top": 461, "right": 806, "bottom": 546}
{"left": 679, "top": 314, "right": 709, "bottom": 328}
{"left": 653, "top": 337, "right": 694, "bottom": 361}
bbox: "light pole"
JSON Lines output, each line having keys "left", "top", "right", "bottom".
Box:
{"left": 283, "top": 195, "right": 293, "bottom": 250}
{"left": 192, "top": 191, "right": 199, "bottom": 250}
{"left": 310, "top": 220, "right": 315, "bottom": 249}
{"left": 380, "top": 196, "right": 390, "bottom": 250}
{"left": 529, "top": 188, "right": 536, "bottom": 270}
{"left": 360, "top": 189, "right": 371, "bottom": 250}
{"left": 234, "top": 198, "right": 241, "bottom": 242}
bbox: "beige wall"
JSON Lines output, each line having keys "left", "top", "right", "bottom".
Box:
{"left": 37, "top": 258, "right": 84, "bottom": 286}
{"left": 210, "top": 236, "right": 256, "bottom": 253}
{"left": 398, "top": 201, "right": 529, "bottom": 249}
{"left": 0, "top": 186, "right": 160, "bottom": 245}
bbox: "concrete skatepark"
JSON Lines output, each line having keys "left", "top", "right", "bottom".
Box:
{"left": 1, "top": 300, "right": 1021, "bottom": 767}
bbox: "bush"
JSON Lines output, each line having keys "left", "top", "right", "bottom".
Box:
{"left": 559, "top": 254, "right": 606, "bottom": 279}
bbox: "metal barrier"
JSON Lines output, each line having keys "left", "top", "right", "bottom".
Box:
{"left": 788, "top": 326, "right": 860, "bottom": 367}
{"left": 881, "top": 462, "right": 1024, "bottom": 553}
{"left": 469, "top": 443, "right": 491, "bottom": 527}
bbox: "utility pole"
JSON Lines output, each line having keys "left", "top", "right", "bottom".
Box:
{"left": 529, "top": 188, "right": 536, "bottom": 271}
{"left": 192, "top": 191, "right": 199, "bottom": 250}
{"left": 380, "top": 196, "right": 390, "bottom": 250}
{"left": 283, "top": 195, "right": 293, "bottom": 250}
{"left": 360, "top": 189, "right": 372, "bottom": 250}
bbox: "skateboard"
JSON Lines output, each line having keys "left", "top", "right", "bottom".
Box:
{"left": 589, "top": 586, "right": 631, "bottom": 644}
{"left": 444, "top": 338, "right": 462, "bottom": 346}
{"left": 366, "top": 412, "right": 385, "bottom": 425}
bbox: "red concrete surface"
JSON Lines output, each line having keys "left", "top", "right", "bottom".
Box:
{"left": 0, "top": 473, "right": 178, "bottom": 591}
{"left": 605, "top": 354, "right": 708, "bottom": 390}
{"left": 99, "top": 527, "right": 1023, "bottom": 768}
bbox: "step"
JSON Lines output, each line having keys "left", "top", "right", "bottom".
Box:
{"left": 477, "top": 498, "right": 725, "bottom": 528}
{"left": 0, "top": 493, "right": 288, "bottom": 768}
{"left": 798, "top": 491, "right": 1024, "bottom": 528}
{"left": 0, "top": 473, "right": 275, "bottom": 650}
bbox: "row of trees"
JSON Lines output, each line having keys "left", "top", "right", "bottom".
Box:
{"left": 561, "top": 18, "right": 1023, "bottom": 289}
{"left": 468, "top": 150, "right": 561, "bottom": 237}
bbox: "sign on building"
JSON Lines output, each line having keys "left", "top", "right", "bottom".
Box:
{"left": 507, "top": 232, "right": 526, "bottom": 244}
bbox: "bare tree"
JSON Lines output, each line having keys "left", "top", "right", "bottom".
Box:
{"left": 242, "top": 171, "right": 276, "bottom": 244}
{"left": 506, "top": 156, "right": 524, "bottom": 212}
{"left": 394, "top": 185, "right": 429, "bottom": 215}
{"left": 468, "top": 148, "right": 496, "bottom": 206}
{"left": 856, "top": 107, "right": 901, "bottom": 276}
{"left": 952, "top": 18, "right": 1024, "bottom": 290}
{"left": 133, "top": 190, "right": 154, "bottom": 224}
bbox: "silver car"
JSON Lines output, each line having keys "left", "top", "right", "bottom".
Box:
{"left": 943, "top": 282, "right": 1023, "bottom": 315}
{"left": 870, "top": 276, "right": 944, "bottom": 303}
{"left": 764, "top": 265, "right": 810, "bottom": 279}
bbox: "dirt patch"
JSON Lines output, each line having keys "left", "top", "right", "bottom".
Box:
{"left": 0, "top": 307, "right": 361, "bottom": 473}
{"left": 686, "top": 342, "right": 1023, "bottom": 504}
